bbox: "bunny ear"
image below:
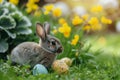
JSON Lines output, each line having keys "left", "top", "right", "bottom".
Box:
{"left": 44, "top": 22, "right": 50, "bottom": 34}
{"left": 36, "top": 22, "right": 46, "bottom": 41}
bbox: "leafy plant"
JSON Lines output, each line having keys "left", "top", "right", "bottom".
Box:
{"left": 0, "top": 1, "right": 32, "bottom": 56}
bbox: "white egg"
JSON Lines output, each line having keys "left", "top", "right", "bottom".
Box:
{"left": 33, "top": 64, "right": 48, "bottom": 75}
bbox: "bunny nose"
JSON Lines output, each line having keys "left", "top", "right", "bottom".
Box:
{"left": 57, "top": 46, "right": 63, "bottom": 53}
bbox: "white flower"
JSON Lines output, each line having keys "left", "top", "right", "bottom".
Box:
{"left": 116, "top": 21, "right": 120, "bottom": 32}
{"left": 54, "top": 1, "right": 70, "bottom": 16}
{"left": 72, "top": 6, "right": 86, "bottom": 16}
{"left": 98, "top": 0, "right": 119, "bottom": 9}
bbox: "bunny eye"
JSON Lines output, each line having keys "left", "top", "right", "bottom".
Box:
{"left": 52, "top": 41, "right": 56, "bottom": 45}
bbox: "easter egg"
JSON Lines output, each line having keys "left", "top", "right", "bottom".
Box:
{"left": 33, "top": 64, "right": 48, "bottom": 75}
{"left": 52, "top": 60, "right": 69, "bottom": 74}
{"left": 61, "top": 57, "right": 72, "bottom": 66}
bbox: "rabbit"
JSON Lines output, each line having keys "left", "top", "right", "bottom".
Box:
{"left": 11, "top": 22, "right": 63, "bottom": 68}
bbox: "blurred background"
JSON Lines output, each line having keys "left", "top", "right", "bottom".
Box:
{"left": 19, "top": 0, "right": 120, "bottom": 54}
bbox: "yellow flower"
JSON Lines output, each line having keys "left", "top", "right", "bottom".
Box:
{"left": 72, "top": 15, "right": 83, "bottom": 26}
{"left": 32, "top": 4, "right": 39, "bottom": 10}
{"left": 29, "top": 0, "right": 39, "bottom": 3}
{"left": 71, "top": 34, "right": 79, "bottom": 46}
{"left": 88, "top": 17, "right": 102, "bottom": 31}
{"left": 91, "top": 24, "right": 102, "bottom": 31}
{"left": 89, "top": 17, "right": 99, "bottom": 26}
{"left": 44, "top": 10, "right": 50, "bottom": 15}
{"left": 58, "top": 23, "right": 71, "bottom": 38}
{"left": 83, "top": 25, "right": 91, "bottom": 31}
{"left": 52, "top": 29, "right": 57, "bottom": 34}
{"left": 74, "top": 35, "right": 79, "bottom": 40}
{"left": 9, "top": 0, "right": 19, "bottom": 5}
{"left": 52, "top": 8, "right": 62, "bottom": 17}
{"left": 34, "top": 10, "right": 41, "bottom": 16}
{"left": 26, "top": 8, "right": 32, "bottom": 13}
{"left": 58, "top": 27, "right": 64, "bottom": 33}
{"left": 34, "top": 0, "right": 39, "bottom": 2}
{"left": 82, "top": 14, "right": 89, "bottom": 21}
{"left": 26, "top": 2, "right": 38, "bottom": 10}
{"left": 91, "top": 5, "right": 103, "bottom": 13}
{"left": 0, "top": 0, "right": 3, "bottom": 3}
{"left": 101, "top": 16, "right": 112, "bottom": 24}
{"left": 26, "top": 0, "right": 39, "bottom": 13}
{"left": 44, "top": 4, "right": 54, "bottom": 11}
{"left": 64, "top": 31, "right": 70, "bottom": 38}
{"left": 58, "top": 18, "right": 66, "bottom": 25}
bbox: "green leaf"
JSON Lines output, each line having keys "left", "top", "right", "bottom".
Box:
{"left": 10, "top": 12, "right": 32, "bottom": 28}
{"left": 0, "top": 16, "right": 16, "bottom": 29}
{"left": 0, "top": 8, "right": 9, "bottom": 16}
{"left": 9, "top": 11, "right": 23, "bottom": 22}
{"left": 4, "top": 29, "right": 16, "bottom": 39}
{"left": 3, "top": 2, "right": 17, "bottom": 13}
{"left": 0, "top": 40, "right": 8, "bottom": 53}
{"left": 16, "top": 27, "right": 32, "bottom": 35}
{"left": 0, "top": 26, "right": 16, "bottom": 39}
{"left": 18, "top": 16, "right": 32, "bottom": 27}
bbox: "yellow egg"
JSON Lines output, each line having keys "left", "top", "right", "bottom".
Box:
{"left": 61, "top": 57, "right": 72, "bottom": 66}
{"left": 52, "top": 60, "right": 69, "bottom": 74}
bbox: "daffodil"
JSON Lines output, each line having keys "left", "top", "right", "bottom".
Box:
{"left": 58, "top": 18, "right": 66, "bottom": 25}
{"left": 71, "top": 34, "right": 79, "bottom": 46}
{"left": 26, "top": 0, "right": 39, "bottom": 13}
{"left": 29, "top": 0, "right": 39, "bottom": 3}
{"left": 44, "top": 10, "right": 50, "bottom": 15}
{"left": 44, "top": 4, "right": 54, "bottom": 11}
{"left": 89, "top": 17, "right": 99, "bottom": 26}
{"left": 82, "top": 14, "right": 89, "bottom": 21}
{"left": 52, "top": 29, "right": 57, "bottom": 34}
{"left": 34, "top": 10, "right": 41, "bottom": 16}
{"left": 52, "top": 8, "right": 62, "bottom": 17}
{"left": 58, "top": 23, "right": 71, "bottom": 38}
{"left": 83, "top": 25, "right": 91, "bottom": 31}
{"left": 91, "top": 24, "right": 102, "bottom": 31}
{"left": 26, "top": 8, "right": 32, "bottom": 13}
{"left": 9, "top": 0, "right": 19, "bottom": 5}
{"left": 91, "top": 5, "right": 103, "bottom": 13}
{"left": 72, "top": 15, "right": 83, "bottom": 26}
{"left": 101, "top": 16, "right": 112, "bottom": 24}
{"left": 64, "top": 31, "right": 70, "bottom": 38}
{"left": 43, "top": 4, "right": 54, "bottom": 15}
{"left": 89, "top": 17, "right": 102, "bottom": 31}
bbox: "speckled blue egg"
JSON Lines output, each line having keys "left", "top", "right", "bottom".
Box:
{"left": 33, "top": 64, "right": 48, "bottom": 75}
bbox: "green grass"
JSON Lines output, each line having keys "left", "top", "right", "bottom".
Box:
{"left": 1, "top": 33, "right": 120, "bottom": 80}
{"left": 0, "top": 53, "right": 120, "bottom": 80}
{"left": 85, "top": 33, "right": 120, "bottom": 54}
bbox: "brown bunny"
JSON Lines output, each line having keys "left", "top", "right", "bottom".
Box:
{"left": 11, "top": 22, "right": 63, "bottom": 68}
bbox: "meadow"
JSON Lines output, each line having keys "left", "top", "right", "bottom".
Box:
{"left": 0, "top": 0, "right": 120, "bottom": 80}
